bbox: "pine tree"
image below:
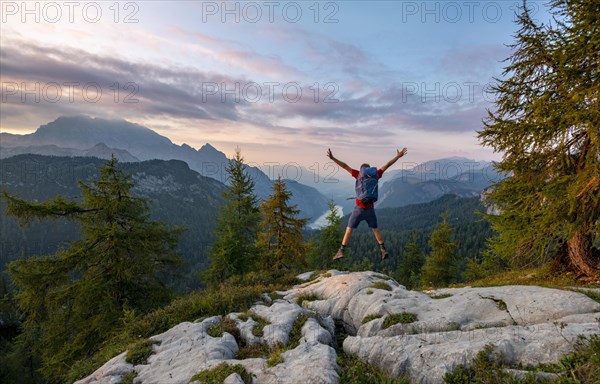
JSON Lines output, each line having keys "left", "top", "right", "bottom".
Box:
{"left": 395, "top": 233, "right": 425, "bottom": 289}
{"left": 307, "top": 200, "right": 343, "bottom": 270}
{"left": 205, "top": 149, "right": 260, "bottom": 284}
{"left": 257, "top": 177, "right": 308, "bottom": 270}
{"left": 421, "top": 213, "right": 457, "bottom": 288}
{"left": 478, "top": 0, "right": 599, "bottom": 277}
{"left": 3, "top": 157, "right": 182, "bottom": 381}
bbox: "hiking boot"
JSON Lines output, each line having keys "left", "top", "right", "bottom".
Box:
{"left": 333, "top": 248, "right": 345, "bottom": 260}
{"left": 380, "top": 248, "right": 389, "bottom": 260}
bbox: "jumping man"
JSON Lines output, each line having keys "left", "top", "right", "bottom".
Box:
{"left": 326, "top": 148, "right": 408, "bottom": 260}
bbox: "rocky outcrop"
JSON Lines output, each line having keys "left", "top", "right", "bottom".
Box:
{"left": 292, "top": 271, "right": 599, "bottom": 383}
{"left": 77, "top": 271, "right": 600, "bottom": 384}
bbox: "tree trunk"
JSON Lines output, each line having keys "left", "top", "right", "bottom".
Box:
{"left": 567, "top": 229, "right": 599, "bottom": 278}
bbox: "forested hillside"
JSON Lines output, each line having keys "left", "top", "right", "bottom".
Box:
{"left": 0, "top": 154, "right": 225, "bottom": 286}
{"left": 334, "top": 195, "right": 492, "bottom": 281}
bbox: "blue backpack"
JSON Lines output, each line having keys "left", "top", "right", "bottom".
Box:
{"left": 355, "top": 167, "right": 379, "bottom": 204}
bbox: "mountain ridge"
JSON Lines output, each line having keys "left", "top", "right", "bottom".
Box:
{"left": 1, "top": 116, "right": 329, "bottom": 220}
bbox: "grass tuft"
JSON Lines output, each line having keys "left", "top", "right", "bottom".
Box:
{"left": 430, "top": 293, "right": 453, "bottom": 299}
{"left": 266, "top": 343, "right": 287, "bottom": 367}
{"left": 125, "top": 339, "right": 159, "bottom": 365}
{"left": 296, "top": 293, "right": 322, "bottom": 306}
{"left": 120, "top": 371, "right": 137, "bottom": 384}
{"left": 361, "top": 314, "right": 383, "bottom": 324}
{"left": 207, "top": 317, "right": 239, "bottom": 339}
{"left": 337, "top": 353, "right": 410, "bottom": 384}
{"left": 370, "top": 281, "right": 392, "bottom": 291}
{"left": 249, "top": 314, "right": 271, "bottom": 337}
{"left": 383, "top": 313, "right": 418, "bottom": 329}
{"left": 190, "top": 362, "right": 252, "bottom": 384}
{"left": 445, "top": 335, "right": 600, "bottom": 383}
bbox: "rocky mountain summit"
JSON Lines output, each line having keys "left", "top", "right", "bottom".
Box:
{"left": 77, "top": 271, "right": 600, "bottom": 384}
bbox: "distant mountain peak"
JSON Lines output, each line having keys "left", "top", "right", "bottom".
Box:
{"left": 199, "top": 143, "right": 219, "bottom": 153}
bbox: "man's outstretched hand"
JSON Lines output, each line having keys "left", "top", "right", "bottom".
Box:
{"left": 397, "top": 148, "right": 408, "bottom": 158}
{"left": 326, "top": 148, "right": 334, "bottom": 160}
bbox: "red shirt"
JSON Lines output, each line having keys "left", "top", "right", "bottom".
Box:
{"left": 350, "top": 168, "right": 384, "bottom": 208}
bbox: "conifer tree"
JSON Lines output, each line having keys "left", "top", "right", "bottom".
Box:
{"left": 395, "top": 233, "right": 425, "bottom": 289}
{"left": 257, "top": 177, "right": 308, "bottom": 270}
{"left": 478, "top": 0, "right": 599, "bottom": 277}
{"left": 421, "top": 213, "right": 457, "bottom": 288}
{"left": 307, "top": 200, "right": 343, "bottom": 270}
{"left": 205, "top": 149, "right": 260, "bottom": 284}
{"left": 3, "top": 157, "right": 182, "bottom": 381}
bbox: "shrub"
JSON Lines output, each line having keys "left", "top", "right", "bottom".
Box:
{"left": 125, "top": 339, "right": 159, "bottom": 365}
{"left": 190, "top": 363, "right": 252, "bottom": 384}
{"left": 249, "top": 314, "right": 271, "bottom": 337}
{"left": 361, "top": 314, "right": 383, "bottom": 324}
{"left": 337, "top": 354, "right": 410, "bottom": 384}
{"left": 296, "top": 294, "right": 322, "bottom": 306}
{"left": 370, "top": 282, "right": 392, "bottom": 291}
{"left": 383, "top": 313, "right": 418, "bottom": 329}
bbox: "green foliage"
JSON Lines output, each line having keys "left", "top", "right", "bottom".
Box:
{"left": 342, "top": 195, "right": 492, "bottom": 281}
{"left": 266, "top": 343, "right": 286, "bottom": 367}
{"left": 207, "top": 317, "right": 239, "bottom": 339}
{"left": 120, "top": 371, "right": 138, "bottom": 384}
{"left": 539, "top": 335, "right": 600, "bottom": 383}
{"left": 0, "top": 155, "right": 224, "bottom": 289}
{"left": 236, "top": 342, "right": 272, "bottom": 360}
{"left": 267, "top": 312, "right": 315, "bottom": 367}
{"left": 445, "top": 337, "right": 600, "bottom": 383}
{"left": 296, "top": 293, "right": 322, "bottom": 306}
{"left": 288, "top": 313, "right": 315, "bottom": 350}
{"left": 383, "top": 313, "right": 418, "bottom": 329}
{"left": 429, "top": 293, "right": 453, "bottom": 299}
{"left": 257, "top": 177, "right": 309, "bottom": 270}
{"left": 444, "top": 344, "right": 512, "bottom": 383}
{"left": 190, "top": 362, "right": 252, "bottom": 384}
{"left": 205, "top": 149, "right": 260, "bottom": 285}
{"left": 361, "top": 314, "right": 383, "bottom": 324}
{"left": 307, "top": 200, "right": 343, "bottom": 269}
{"left": 126, "top": 339, "right": 159, "bottom": 365}
{"left": 395, "top": 233, "right": 425, "bottom": 289}
{"left": 249, "top": 314, "right": 270, "bottom": 337}
{"left": 3, "top": 157, "right": 183, "bottom": 382}
{"left": 370, "top": 281, "right": 392, "bottom": 291}
{"left": 64, "top": 270, "right": 297, "bottom": 382}
{"left": 337, "top": 354, "right": 410, "bottom": 384}
{"left": 478, "top": 0, "right": 600, "bottom": 276}
{"left": 421, "top": 212, "right": 458, "bottom": 288}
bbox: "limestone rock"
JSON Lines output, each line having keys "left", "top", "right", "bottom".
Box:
{"left": 135, "top": 317, "right": 239, "bottom": 384}
{"left": 224, "top": 373, "right": 246, "bottom": 384}
{"left": 75, "top": 270, "right": 600, "bottom": 384}
{"left": 74, "top": 352, "right": 133, "bottom": 384}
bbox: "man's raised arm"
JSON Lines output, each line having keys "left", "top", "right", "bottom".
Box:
{"left": 380, "top": 148, "right": 408, "bottom": 172}
{"left": 327, "top": 148, "right": 353, "bottom": 173}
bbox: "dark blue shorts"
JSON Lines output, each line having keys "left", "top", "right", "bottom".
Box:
{"left": 347, "top": 207, "right": 378, "bottom": 229}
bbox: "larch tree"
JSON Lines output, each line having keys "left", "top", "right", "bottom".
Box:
{"left": 395, "top": 232, "right": 425, "bottom": 289}
{"left": 3, "top": 157, "right": 182, "bottom": 381}
{"left": 478, "top": 0, "right": 599, "bottom": 277}
{"left": 205, "top": 149, "right": 260, "bottom": 284}
{"left": 421, "top": 213, "right": 457, "bottom": 288}
{"left": 257, "top": 177, "right": 308, "bottom": 270}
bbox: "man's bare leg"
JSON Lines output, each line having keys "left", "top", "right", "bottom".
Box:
{"left": 372, "top": 228, "right": 384, "bottom": 244}
{"left": 342, "top": 227, "right": 353, "bottom": 246}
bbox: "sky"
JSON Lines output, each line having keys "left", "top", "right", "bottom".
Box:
{"left": 0, "top": 0, "right": 552, "bottom": 168}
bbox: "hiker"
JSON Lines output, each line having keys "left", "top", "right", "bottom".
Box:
{"left": 326, "top": 147, "right": 408, "bottom": 261}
